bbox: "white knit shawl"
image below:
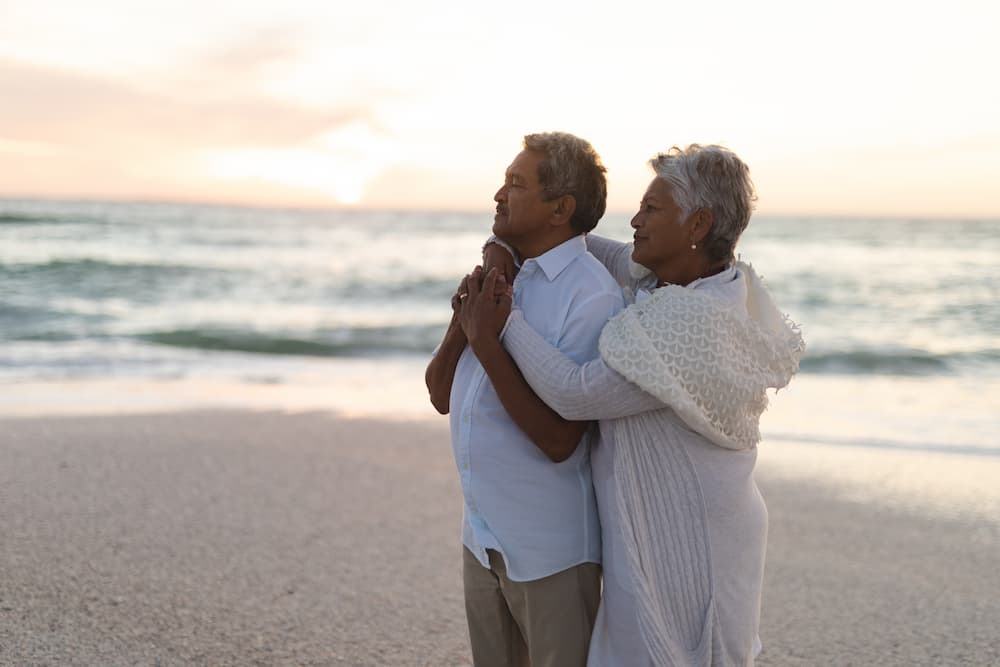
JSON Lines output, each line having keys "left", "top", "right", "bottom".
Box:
{"left": 599, "top": 262, "right": 804, "bottom": 451}
{"left": 598, "top": 262, "right": 804, "bottom": 666}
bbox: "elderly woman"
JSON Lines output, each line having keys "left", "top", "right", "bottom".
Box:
{"left": 459, "top": 144, "right": 804, "bottom": 666}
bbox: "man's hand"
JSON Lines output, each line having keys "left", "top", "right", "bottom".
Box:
{"left": 455, "top": 265, "right": 587, "bottom": 463}
{"left": 427, "top": 274, "right": 478, "bottom": 415}
{"left": 457, "top": 267, "right": 512, "bottom": 352}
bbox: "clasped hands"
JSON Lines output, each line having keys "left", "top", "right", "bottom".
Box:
{"left": 452, "top": 265, "right": 513, "bottom": 352}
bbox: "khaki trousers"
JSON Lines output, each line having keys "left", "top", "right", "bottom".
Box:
{"left": 463, "top": 547, "right": 601, "bottom": 667}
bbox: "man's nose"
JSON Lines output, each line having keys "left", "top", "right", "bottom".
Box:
{"left": 494, "top": 185, "right": 506, "bottom": 202}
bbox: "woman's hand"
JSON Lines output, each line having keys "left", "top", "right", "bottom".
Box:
{"left": 456, "top": 266, "right": 512, "bottom": 353}
{"left": 483, "top": 242, "right": 518, "bottom": 286}
{"left": 451, "top": 273, "right": 471, "bottom": 314}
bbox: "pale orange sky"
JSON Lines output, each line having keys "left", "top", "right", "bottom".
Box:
{"left": 1, "top": 0, "right": 998, "bottom": 216}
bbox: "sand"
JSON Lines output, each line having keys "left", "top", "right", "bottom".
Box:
{"left": 1, "top": 410, "right": 998, "bottom": 666}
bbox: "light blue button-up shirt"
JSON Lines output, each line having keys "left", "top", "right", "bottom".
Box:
{"left": 449, "top": 234, "right": 624, "bottom": 582}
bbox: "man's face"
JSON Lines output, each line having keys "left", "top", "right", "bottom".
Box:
{"left": 492, "top": 149, "right": 553, "bottom": 246}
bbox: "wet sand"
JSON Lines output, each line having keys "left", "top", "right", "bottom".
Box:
{"left": 1, "top": 410, "right": 997, "bottom": 666}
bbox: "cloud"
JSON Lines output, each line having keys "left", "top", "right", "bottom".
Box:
{"left": 0, "top": 137, "right": 66, "bottom": 156}
{"left": 0, "top": 58, "right": 373, "bottom": 151}
{"left": 193, "top": 26, "right": 303, "bottom": 77}
{"left": 0, "top": 49, "right": 403, "bottom": 204}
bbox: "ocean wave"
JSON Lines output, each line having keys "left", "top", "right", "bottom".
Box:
{"left": 3, "top": 259, "right": 455, "bottom": 300}
{"left": 3, "top": 259, "right": 226, "bottom": 305}
{"left": 7, "top": 331, "right": 82, "bottom": 343}
{"left": 763, "top": 432, "right": 1000, "bottom": 457}
{"left": 0, "top": 213, "right": 52, "bottom": 224}
{"left": 0, "top": 303, "right": 94, "bottom": 340}
{"left": 2, "top": 258, "right": 206, "bottom": 275}
{"left": 131, "top": 327, "right": 1000, "bottom": 375}
{"left": 134, "top": 324, "right": 443, "bottom": 357}
{"left": 800, "top": 349, "right": 1000, "bottom": 375}
{"left": 4, "top": 203, "right": 998, "bottom": 383}
{"left": 0, "top": 212, "right": 101, "bottom": 225}
{"left": 329, "top": 277, "right": 457, "bottom": 301}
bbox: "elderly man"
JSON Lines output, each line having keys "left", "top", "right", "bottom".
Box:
{"left": 425, "top": 132, "right": 623, "bottom": 667}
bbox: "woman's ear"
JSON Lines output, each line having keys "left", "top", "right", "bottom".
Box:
{"left": 691, "top": 208, "right": 714, "bottom": 244}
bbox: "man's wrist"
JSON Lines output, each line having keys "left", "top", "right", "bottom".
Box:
{"left": 447, "top": 315, "right": 467, "bottom": 339}
{"left": 469, "top": 332, "right": 502, "bottom": 357}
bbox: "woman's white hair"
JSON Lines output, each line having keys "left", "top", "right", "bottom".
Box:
{"left": 649, "top": 144, "right": 757, "bottom": 263}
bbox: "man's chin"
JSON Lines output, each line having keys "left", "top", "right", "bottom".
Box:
{"left": 491, "top": 218, "right": 507, "bottom": 236}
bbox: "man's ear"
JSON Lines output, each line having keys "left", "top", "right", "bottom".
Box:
{"left": 552, "top": 195, "right": 577, "bottom": 227}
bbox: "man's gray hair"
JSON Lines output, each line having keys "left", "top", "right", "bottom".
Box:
{"left": 649, "top": 144, "right": 757, "bottom": 264}
{"left": 523, "top": 132, "right": 608, "bottom": 235}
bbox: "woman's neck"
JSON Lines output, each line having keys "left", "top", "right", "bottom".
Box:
{"left": 655, "top": 258, "right": 729, "bottom": 288}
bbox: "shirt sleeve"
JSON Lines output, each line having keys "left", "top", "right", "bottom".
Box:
{"left": 503, "top": 309, "right": 666, "bottom": 420}
{"left": 585, "top": 234, "right": 647, "bottom": 288}
{"left": 551, "top": 289, "right": 624, "bottom": 365}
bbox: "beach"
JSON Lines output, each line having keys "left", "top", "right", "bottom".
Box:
{"left": 3, "top": 200, "right": 999, "bottom": 664}
{"left": 3, "top": 406, "right": 999, "bottom": 666}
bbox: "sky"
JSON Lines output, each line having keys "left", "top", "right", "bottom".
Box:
{"left": 1, "top": 0, "right": 998, "bottom": 216}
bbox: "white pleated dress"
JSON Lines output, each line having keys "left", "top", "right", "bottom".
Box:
{"left": 501, "top": 236, "right": 777, "bottom": 666}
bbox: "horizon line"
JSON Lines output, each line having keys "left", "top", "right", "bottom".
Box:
{"left": 1, "top": 193, "right": 998, "bottom": 223}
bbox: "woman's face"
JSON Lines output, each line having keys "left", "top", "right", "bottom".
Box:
{"left": 630, "top": 178, "right": 692, "bottom": 272}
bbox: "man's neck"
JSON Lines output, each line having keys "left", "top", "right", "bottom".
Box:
{"left": 514, "top": 231, "right": 576, "bottom": 261}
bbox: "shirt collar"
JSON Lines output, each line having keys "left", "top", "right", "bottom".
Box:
{"left": 521, "top": 235, "right": 587, "bottom": 282}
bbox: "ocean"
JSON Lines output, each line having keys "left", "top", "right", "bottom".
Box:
{"left": 2, "top": 198, "right": 998, "bottom": 453}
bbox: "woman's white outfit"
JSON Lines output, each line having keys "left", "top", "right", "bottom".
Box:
{"left": 500, "top": 236, "right": 804, "bottom": 666}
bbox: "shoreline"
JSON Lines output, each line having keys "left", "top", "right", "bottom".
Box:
{"left": 2, "top": 409, "right": 998, "bottom": 665}
{"left": 5, "top": 373, "right": 999, "bottom": 525}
